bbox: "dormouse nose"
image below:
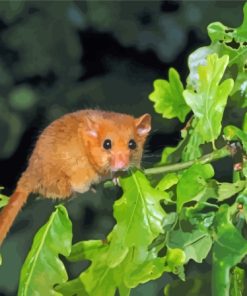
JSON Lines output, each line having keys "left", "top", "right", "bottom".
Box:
{"left": 111, "top": 152, "right": 129, "bottom": 171}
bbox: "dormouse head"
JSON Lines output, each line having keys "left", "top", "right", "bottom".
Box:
{"left": 80, "top": 111, "right": 151, "bottom": 175}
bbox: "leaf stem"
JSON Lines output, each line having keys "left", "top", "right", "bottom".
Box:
{"left": 144, "top": 146, "right": 231, "bottom": 175}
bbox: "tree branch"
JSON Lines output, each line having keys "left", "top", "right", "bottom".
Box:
{"left": 104, "top": 146, "right": 233, "bottom": 189}
{"left": 144, "top": 146, "right": 231, "bottom": 175}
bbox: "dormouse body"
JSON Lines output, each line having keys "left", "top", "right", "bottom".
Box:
{"left": 0, "top": 109, "right": 151, "bottom": 244}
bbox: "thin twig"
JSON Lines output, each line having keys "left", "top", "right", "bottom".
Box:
{"left": 144, "top": 146, "right": 231, "bottom": 175}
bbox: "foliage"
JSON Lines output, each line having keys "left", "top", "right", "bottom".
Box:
{"left": 149, "top": 68, "right": 190, "bottom": 122}
{"left": 0, "top": 187, "right": 8, "bottom": 209}
{"left": 18, "top": 205, "right": 72, "bottom": 296}
{"left": 2, "top": 2, "right": 247, "bottom": 296}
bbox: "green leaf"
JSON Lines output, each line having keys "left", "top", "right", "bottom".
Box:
{"left": 118, "top": 283, "right": 131, "bottom": 296}
{"left": 159, "top": 141, "right": 184, "bottom": 165}
{"left": 183, "top": 54, "right": 234, "bottom": 144}
{"left": 234, "top": 3, "right": 247, "bottom": 42}
{"left": 107, "top": 170, "right": 166, "bottom": 267}
{"left": 166, "top": 248, "right": 186, "bottom": 279}
{"left": 242, "top": 112, "right": 247, "bottom": 133}
{"left": 18, "top": 205, "right": 72, "bottom": 296}
{"left": 78, "top": 242, "right": 122, "bottom": 296}
{"left": 77, "top": 245, "right": 165, "bottom": 295}
{"left": 176, "top": 164, "right": 214, "bottom": 212}
{"left": 156, "top": 173, "right": 178, "bottom": 191}
{"left": 68, "top": 240, "right": 107, "bottom": 262}
{"left": 124, "top": 249, "right": 167, "bottom": 288}
{"left": 167, "top": 229, "right": 212, "bottom": 263}
{"left": 149, "top": 68, "right": 190, "bottom": 122}
{"left": 163, "top": 212, "right": 178, "bottom": 231}
{"left": 55, "top": 278, "right": 88, "bottom": 296}
{"left": 124, "top": 247, "right": 185, "bottom": 287}
{"left": 0, "top": 192, "right": 8, "bottom": 209}
{"left": 205, "top": 4, "right": 247, "bottom": 106}
{"left": 159, "top": 146, "right": 179, "bottom": 164}
{"left": 212, "top": 205, "right": 247, "bottom": 295}
{"left": 185, "top": 210, "right": 215, "bottom": 229}
{"left": 181, "top": 119, "right": 203, "bottom": 161}
{"left": 208, "top": 22, "right": 233, "bottom": 43}
{"left": 166, "top": 248, "right": 185, "bottom": 266}
{"left": 187, "top": 46, "right": 215, "bottom": 89}
{"left": 217, "top": 181, "right": 246, "bottom": 201}
{"left": 59, "top": 239, "right": 123, "bottom": 296}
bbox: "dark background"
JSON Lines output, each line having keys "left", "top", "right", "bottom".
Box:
{"left": 0, "top": 1, "right": 245, "bottom": 295}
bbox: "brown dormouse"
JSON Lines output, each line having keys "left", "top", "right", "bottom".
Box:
{"left": 0, "top": 109, "right": 151, "bottom": 245}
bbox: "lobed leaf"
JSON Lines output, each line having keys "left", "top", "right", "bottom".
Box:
{"left": 206, "top": 4, "right": 247, "bottom": 105}
{"left": 181, "top": 124, "right": 203, "bottom": 161}
{"left": 207, "top": 22, "right": 233, "bottom": 43}
{"left": 212, "top": 205, "right": 247, "bottom": 295}
{"left": 217, "top": 181, "right": 246, "bottom": 201}
{"left": 107, "top": 170, "right": 166, "bottom": 267}
{"left": 183, "top": 54, "right": 234, "bottom": 144}
{"left": 176, "top": 163, "right": 214, "bottom": 212}
{"left": 233, "top": 3, "right": 247, "bottom": 42}
{"left": 78, "top": 244, "right": 120, "bottom": 296}
{"left": 67, "top": 239, "right": 107, "bottom": 262}
{"left": 167, "top": 229, "right": 212, "bottom": 263}
{"left": 149, "top": 68, "right": 190, "bottom": 122}
{"left": 18, "top": 205, "right": 72, "bottom": 296}
{"left": 123, "top": 249, "right": 168, "bottom": 288}
{"left": 186, "top": 46, "right": 215, "bottom": 89}
{"left": 55, "top": 278, "right": 88, "bottom": 296}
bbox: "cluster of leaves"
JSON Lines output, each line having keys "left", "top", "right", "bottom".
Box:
{"left": 5, "top": 2, "right": 247, "bottom": 296}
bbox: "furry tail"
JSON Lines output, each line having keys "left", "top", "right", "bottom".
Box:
{"left": 0, "top": 190, "right": 29, "bottom": 245}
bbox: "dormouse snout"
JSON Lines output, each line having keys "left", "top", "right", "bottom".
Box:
{"left": 111, "top": 152, "right": 130, "bottom": 171}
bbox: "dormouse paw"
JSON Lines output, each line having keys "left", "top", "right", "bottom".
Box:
{"left": 90, "top": 185, "right": 97, "bottom": 193}
{"left": 112, "top": 177, "right": 120, "bottom": 187}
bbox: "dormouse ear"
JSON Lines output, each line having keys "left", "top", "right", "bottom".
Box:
{"left": 135, "top": 113, "right": 151, "bottom": 136}
{"left": 83, "top": 117, "right": 98, "bottom": 138}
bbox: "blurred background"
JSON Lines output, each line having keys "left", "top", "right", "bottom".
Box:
{"left": 0, "top": 1, "right": 245, "bottom": 295}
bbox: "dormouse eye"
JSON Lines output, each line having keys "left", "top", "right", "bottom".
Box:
{"left": 103, "top": 139, "right": 112, "bottom": 150}
{"left": 128, "top": 139, "right": 137, "bottom": 150}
